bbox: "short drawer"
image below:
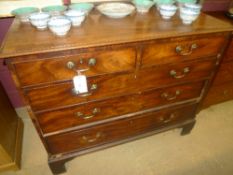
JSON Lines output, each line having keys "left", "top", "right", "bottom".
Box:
{"left": 212, "top": 61, "right": 233, "bottom": 86}
{"left": 25, "top": 59, "right": 216, "bottom": 111}
{"left": 45, "top": 103, "right": 197, "bottom": 155}
{"left": 13, "top": 47, "right": 136, "bottom": 87}
{"left": 141, "top": 34, "right": 226, "bottom": 67}
{"left": 37, "top": 81, "right": 204, "bottom": 134}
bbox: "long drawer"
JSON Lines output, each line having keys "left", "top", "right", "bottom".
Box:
{"left": 141, "top": 34, "right": 226, "bottom": 67}
{"left": 25, "top": 58, "right": 216, "bottom": 111}
{"left": 37, "top": 81, "right": 204, "bottom": 134}
{"left": 45, "top": 103, "right": 197, "bottom": 155}
{"left": 12, "top": 47, "right": 136, "bottom": 87}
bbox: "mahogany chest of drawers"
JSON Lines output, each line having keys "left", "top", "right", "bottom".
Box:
{"left": 0, "top": 9, "right": 232, "bottom": 174}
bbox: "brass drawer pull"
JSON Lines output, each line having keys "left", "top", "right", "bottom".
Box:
{"left": 81, "top": 132, "right": 102, "bottom": 143}
{"left": 75, "top": 108, "right": 100, "bottom": 120}
{"left": 170, "top": 67, "right": 190, "bottom": 79}
{"left": 66, "top": 58, "right": 96, "bottom": 72}
{"left": 161, "top": 90, "right": 181, "bottom": 101}
{"left": 88, "top": 58, "right": 97, "bottom": 66}
{"left": 175, "top": 43, "right": 198, "bottom": 56}
{"left": 160, "top": 113, "right": 175, "bottom": 123}
{"left": 67, "top": 61, "right": 90, "bottom": 73}
{"left": 72, "top": 83, "right": 98, "bottom": 96}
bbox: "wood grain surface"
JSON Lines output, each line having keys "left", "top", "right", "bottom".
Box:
{"left": 0, "top": 9, "right": 232, "bottom": 58}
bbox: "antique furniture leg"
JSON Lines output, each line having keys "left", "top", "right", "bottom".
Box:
{"left": 180, "top": 120, "right": 196, "bottom": 136}
{"left": 48, "top": 157, "right": 73, "bottom": 175}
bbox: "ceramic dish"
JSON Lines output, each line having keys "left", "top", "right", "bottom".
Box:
{"left": 69, "top": 3, "right": 94, "bottom": 15}
{"left": 64, "top": 10, "right": 86, "bottom": 27}
{"left": 42, "top": 5, "right": 67, "bottom": 16}
{"left": 48, "top": 17, "right": 71, "bottom": 36}
{"left": 133, "top": 0, "right": 155, "bottom": 13}
{"left": 97, "top": 3, "right": 135, "bottom": 19}
{"left": 29, "top": 12, "right": 50, "bottom": 30}
{"left": 159, "top": 4, "right": 177, "bottom": 20}
{"left": 11, "top": 7, "right": 39, "bottom": 23}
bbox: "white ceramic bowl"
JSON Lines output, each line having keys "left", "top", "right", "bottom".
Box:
{"left": 69, "top": 3, "right": 94, "bottom": 15}
{"left": 64, "top": 10, "right": 85, "bottom": 27}
{"left": 29, "top": 12, "right": 50, "bottom": 30}
{"left": 180, "top": 7, "right": 200, "bottom": 24}
{"left": 48, "top": 17, "right": 71, "bottom": 36}
{"left": 159, "top": 4, "right": 177, "bottom": 20}
{"left": 42, "top": 5, "right": 67, "bottom": 16}
{"left": 133, "top": 0, "right": 155, "bottom": 13}
{"left": 97, "top": 3, "right": 135, "bottom": 19}
{"left": 184, "top": 3, "right": 202, "bottom": 13}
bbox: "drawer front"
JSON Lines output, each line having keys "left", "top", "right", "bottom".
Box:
{"left": 212, "top": 61, "right": 233, "bottom": 86}
{"left": 203, "top": 82, "right": 233, "bottom": 107}
{"left": 37, "top": 81, "right": 204, "bottom": 134}
{"left": 26, "top": 59, "right": 216, "bottom": 111}
{"left": 13, "top": 47, "right": 136, "bottom": 87}
{"left": 225, "top": 39, "right": 233, "bottom": 61}
{"left": 141, "top": 35, "right": 225, "bottom": 67}
{"left": 46, "top": 103, "right": 197, "bottom": 155}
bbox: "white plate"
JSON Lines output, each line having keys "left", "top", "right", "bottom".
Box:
{"left": 97, "top": 3, "right": 135, "bottom": 19}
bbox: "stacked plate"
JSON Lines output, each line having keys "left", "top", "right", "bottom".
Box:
{"left": 97, "top": 3, "right": 135, "bottom": 19}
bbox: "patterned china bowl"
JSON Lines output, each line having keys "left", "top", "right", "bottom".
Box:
{"left": 42, "top": 5, "right": 67, "bottom": 16}
{"left": 183, "top": 3, "right": 202, "bottom": 13}
{"left": 69, "top": 3, "right": 94, "bottom": 15}
{"left": 179, "top": 7, "right": 200, "bottom": 24}
{"left": 154, "top": 0, "right": 175, "bottom": 10}
{"left": 159, "top": 4, "right": 177, "bottom": 20}
{"left": 48, "top": 17, "right": 71, "bottom": 36}
{"left": 176, "top": 0, "right": 197, "bottom": 8}
{"left": 133, "top": 0, "right": 155, "bottom": 13}
{"left": 64, "top": 10, "right": 86, "bottom": 27}
{"left": 11, "top": 7, "right": 39, "bottom": 23}
{"left": 29, "top": 12, "right": 50, "bottom": 30}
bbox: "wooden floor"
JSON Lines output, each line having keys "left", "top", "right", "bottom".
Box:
{"left": 1, "top": 100, "right": 233, "bottom": 175}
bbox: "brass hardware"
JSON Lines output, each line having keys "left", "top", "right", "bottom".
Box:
{"left": 81, "top": 132, "right": 102, "bottom": 143}
{"left": 77, "top": 68, "right": 89, "bottom": 74}
{"left": 160, "top": 113, "right": 175, "bottom": 123}
{"left": 66, "top": 61, "right": 75, "bottom": 69}
{"left": 79, "top": 58, "right": 84, "bottom": 64}
{"left": 67, "top": 58, "right": 96, "bottom": 72}
{"left": 67, "top": 63, "right": 89, "bottom": 73}
{"left": 90, "top": 84, "right": 98, "bottom": 90}
{"left": 175, "top": 43, "right": 197, "bottom": 56}
{"left": 75, "top": 108, "right": 100, "bottom": 120}
{"left": 170, "top": 67, "right": 190, "bottom": 79}
{"left": 88, "top": 58, "right": 96, "bottom": 66}
{"left": 161, "top": 90, "right": 181, "bottom": 101}
{"left": 77, "top": 92, "right": 92, "bottom": 97}
{"left": 72, "top": 84, "right": 98, "bottom": 96}
{"left": 217, "top": 54, "right": 221, "bottom": 59}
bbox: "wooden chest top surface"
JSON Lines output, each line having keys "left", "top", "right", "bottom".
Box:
{"left": 0, "top": 8, "right": 232, "bottom": 58}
